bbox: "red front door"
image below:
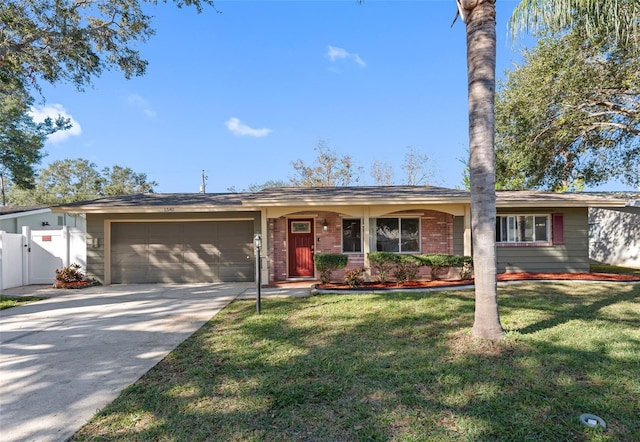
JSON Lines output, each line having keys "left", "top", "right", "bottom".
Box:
{"left": 288, "top": 219, "right": 315, "bottom": 277}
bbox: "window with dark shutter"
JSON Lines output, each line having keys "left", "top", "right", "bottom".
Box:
{"left": 552, "top": 213, "right": 564, "bottom": 245}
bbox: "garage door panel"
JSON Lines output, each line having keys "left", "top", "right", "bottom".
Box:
{"left": 147, "top": 243, "right": 183, "bottom": 253}
{"left": 147, "top": 247, "right": 184, "bottom": 257}
{"left": 183, "top": 266, "right": 219, "bottom": 281}
{"left": 221, "top": 247, "right": 252, "bottom": 260}
{"left": 183, "top": 251, "right": 218, "bottom": 265}
{"left": 113, "top": 223, "right": 147, "bottom": 235}
{"left": 111, "top": 244, "right": 149, "bottom": 266}
{"left": 218, "top": 265, "right": 253, "bottom": 281}
{"left": 222, "top": 250, "right": 252, "bottom": 262}
{"left": 111, "top": 221, "right": 254, "bottom": 283}
{"left": 149, "top": 252, "right": 185, "bottom": 265}
{"left": 147, "top": 267, "right": 184, "bottom": 283}
{"left": 113, "top": 254, "right": 148, "bottom": 267}
{"left": 219, "top": 222, "right": 251, "bottom": 235}
{"left": 148, "top": 222, "right": 183, "bottom": 234}
{"left": 183, "top": 243, "right": 219, "bottom": 252}
{"left": 112, "top": 265, "right": 150, "bottom": 283}
{"left": 183, "top": 244, "right": 220, "bottom": 255}
{"left": 218, "top": 234, "right": 250, "bottom": 247}
{"left": 184, "top": 224, "right": 215, "bottom": 237}
{"left": 112, "top": 242, "right": 148, "bottom": 252}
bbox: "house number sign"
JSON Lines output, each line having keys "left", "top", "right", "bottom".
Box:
{"left": 163, "top": 207, "right": 175, "bottom": 212}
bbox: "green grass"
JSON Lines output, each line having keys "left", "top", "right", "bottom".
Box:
{"left": 72, "top": 282, "right": 640, "bottom": 441}
{"left": 0, "top": 295, "right": 47, "bottom": 310}
{"left": 590, "top": 263, "right": 640, "bottom": 277}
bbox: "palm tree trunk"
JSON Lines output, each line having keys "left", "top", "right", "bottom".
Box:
{"left": 462, "top": 0, "right": 504, "bottom": 339}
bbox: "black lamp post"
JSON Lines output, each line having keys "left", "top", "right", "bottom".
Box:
{"left": 254, "top": 233, "right": 262, "bottom": 314}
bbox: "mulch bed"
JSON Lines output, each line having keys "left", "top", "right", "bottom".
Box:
{"left": 317, "top": 272, "right": 640, "bottom": 290}
{"left": 52, "top": 280, "right": 100, "bottom": 289}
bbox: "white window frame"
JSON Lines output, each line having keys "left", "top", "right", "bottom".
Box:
{"left": 372, "top": 217, "right": 421, "bottom": 253}
{"left": 496, "top": 214, "right": 551, "bottom": 244}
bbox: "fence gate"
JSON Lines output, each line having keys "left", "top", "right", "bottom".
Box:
{"left": 0, "top": 226, "right": 86, "bottom": 290}
{"left": 0, "top": 231, "right": 25, "bottom": 289}
{"left": 28, "top": 228, "right": 68, "bottom": 284}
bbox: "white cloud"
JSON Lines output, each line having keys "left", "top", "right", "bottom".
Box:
{"left": 328, "top": 46, "right": 349, "bottom": 61}
{"left": 225, "top": 117, "right": 271, "bottom": 137}
{"left": 29, "top": 104, "right": 82, "bottom": 144}
{"left": 327, "top": 45, "right": 367, "bottom": 68}
{"left": 127, "top": 94, "right": 157, "bottom": 117}
{"left": 352, "top": 54, "right": 367, "bottom": 68}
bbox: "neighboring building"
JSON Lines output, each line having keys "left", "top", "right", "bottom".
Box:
{"left": 0, "top": 206, "right": 85, "bottom": 233}
{"left": 52, "top": 186, "right": 628, "bottom": 285}
{"left": 589, "top": 195, "right": 640, "bottom": 268}
{"left": 0, "top": 207, "right": 86, "bottom": 289}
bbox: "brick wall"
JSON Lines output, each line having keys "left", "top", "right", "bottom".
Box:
{"left": 269, "top": 217, "right": 288, "bottom": 282}
{"left": 267, "top": 210, "right": 454, "bottom": 283}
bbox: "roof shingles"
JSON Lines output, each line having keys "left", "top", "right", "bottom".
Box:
{"left": 51, "top": 186, "right": 631, "bottom": 212}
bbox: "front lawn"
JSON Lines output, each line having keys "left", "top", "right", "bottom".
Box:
{"left": 73, "top": 282, "right": 640, "bottom": 441}
{"left": 0, "top": 295, "right": 47, "bottom": 310}
{"left": 590, "top": 263, "right": 640, "bottom": 277}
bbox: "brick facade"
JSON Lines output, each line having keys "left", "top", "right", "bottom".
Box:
{"left": 267, "top": 210, "right": 454, "bottom": 283}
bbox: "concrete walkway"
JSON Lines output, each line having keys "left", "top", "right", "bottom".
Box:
{"left": 0, "top": 283, "right": 310, "bottom": 442}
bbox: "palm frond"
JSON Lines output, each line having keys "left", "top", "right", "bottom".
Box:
{"left": 509, "top": 0, "right": 640, "bottom": 49}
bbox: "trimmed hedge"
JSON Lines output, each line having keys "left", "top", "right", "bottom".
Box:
{"left": 368, "top": 252, "right": 473, "bottom": 281}
{"left": 415, "top": 254, "right": 473, "bottom": 280}
{"left": 314, "top": 252, "right": 474, "bottom": 284}
{"left": 314, "top": 253, "right": 349, "bottom": 283}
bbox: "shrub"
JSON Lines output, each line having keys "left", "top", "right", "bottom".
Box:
{"left": 314, "top": 253, "right": 348, "bottom": 284}
{"left": 55, "top": 263, "right": 86, "bottom": 283}
{"left": 393, "top": 255, "right": 420, "bottom": 283}
{"left": 415, "top": 254, "right": 474, "bottom": 280}
{"left": 459, "top": 257, "right": 474, "bottom": 279}
{"left": 367, "top": 252, "right": 398, "bottom": 283}
{"left": 368, "top": 252, "right": 474, "bottom": 282}
{"left": 421, "top": 254, "right": 452, "bottom": 280}
{"left": 344, "top": 267, "right": 365, "bottom": 287}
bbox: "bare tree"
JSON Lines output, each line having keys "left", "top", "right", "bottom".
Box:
{"left": 402, "top": 146, "right": 438, "bottom": 185}
{"left": 370, "top": 160, "right": 394, "bottom": 186}
{"left": 290, "top": 140, "right": 361, "bottom": 187}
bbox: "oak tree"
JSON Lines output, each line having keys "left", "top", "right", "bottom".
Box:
{"left": 0, "top": 75, "right": 70, "bottom": 202}
{"left": 1, "top": 0, "right": 214, "bottom": 190}
{"left": 1, "top": 0, "right": 215, "bottom": 98}
{"left": 6, "top": 158, "right": 158, "bottom": 205}
{"left": 496, "top": 27, "right": 639, "bottom": 190}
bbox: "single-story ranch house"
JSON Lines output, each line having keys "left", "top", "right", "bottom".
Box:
{"left": 53, "top": 186, "right": 629, "bottom": 285}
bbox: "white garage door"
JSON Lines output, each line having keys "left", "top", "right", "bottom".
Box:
{"left": 111, "top": 221, "right": 254, "bottom": 283}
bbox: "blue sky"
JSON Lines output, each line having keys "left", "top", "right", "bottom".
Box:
{"left": 33, "top": 0, "right": 632, "bottom": 193}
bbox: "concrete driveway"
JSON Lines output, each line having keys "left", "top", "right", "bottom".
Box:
{"left": 0, "top": 283, "right": 257, "bottom": 442}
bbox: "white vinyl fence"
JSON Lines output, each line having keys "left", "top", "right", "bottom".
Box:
{"left": 0, "top": 226, "right": 86, "bottom": 290}
{"left": 0, "top": 231, "right": 24, "bottom": 289}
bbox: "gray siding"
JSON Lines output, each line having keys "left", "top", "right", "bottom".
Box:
{"left": 453, "top": 216, "right": 464, "bottom": 256}
{"left": 496, "top": 207, "right": 589, "bottom": 273}
{"left": 86, "top": 216, "right": 105, "bottom": 283}
{"left": 0, "top": 218, "right": 17, "bottom": 232}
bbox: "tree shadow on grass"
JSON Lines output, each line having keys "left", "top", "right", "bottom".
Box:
{"left": 502, "top": 283, "right": 640, "bottom": 335}
{"left": 72, "top": 288, "right": 640, "bottom": 441}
